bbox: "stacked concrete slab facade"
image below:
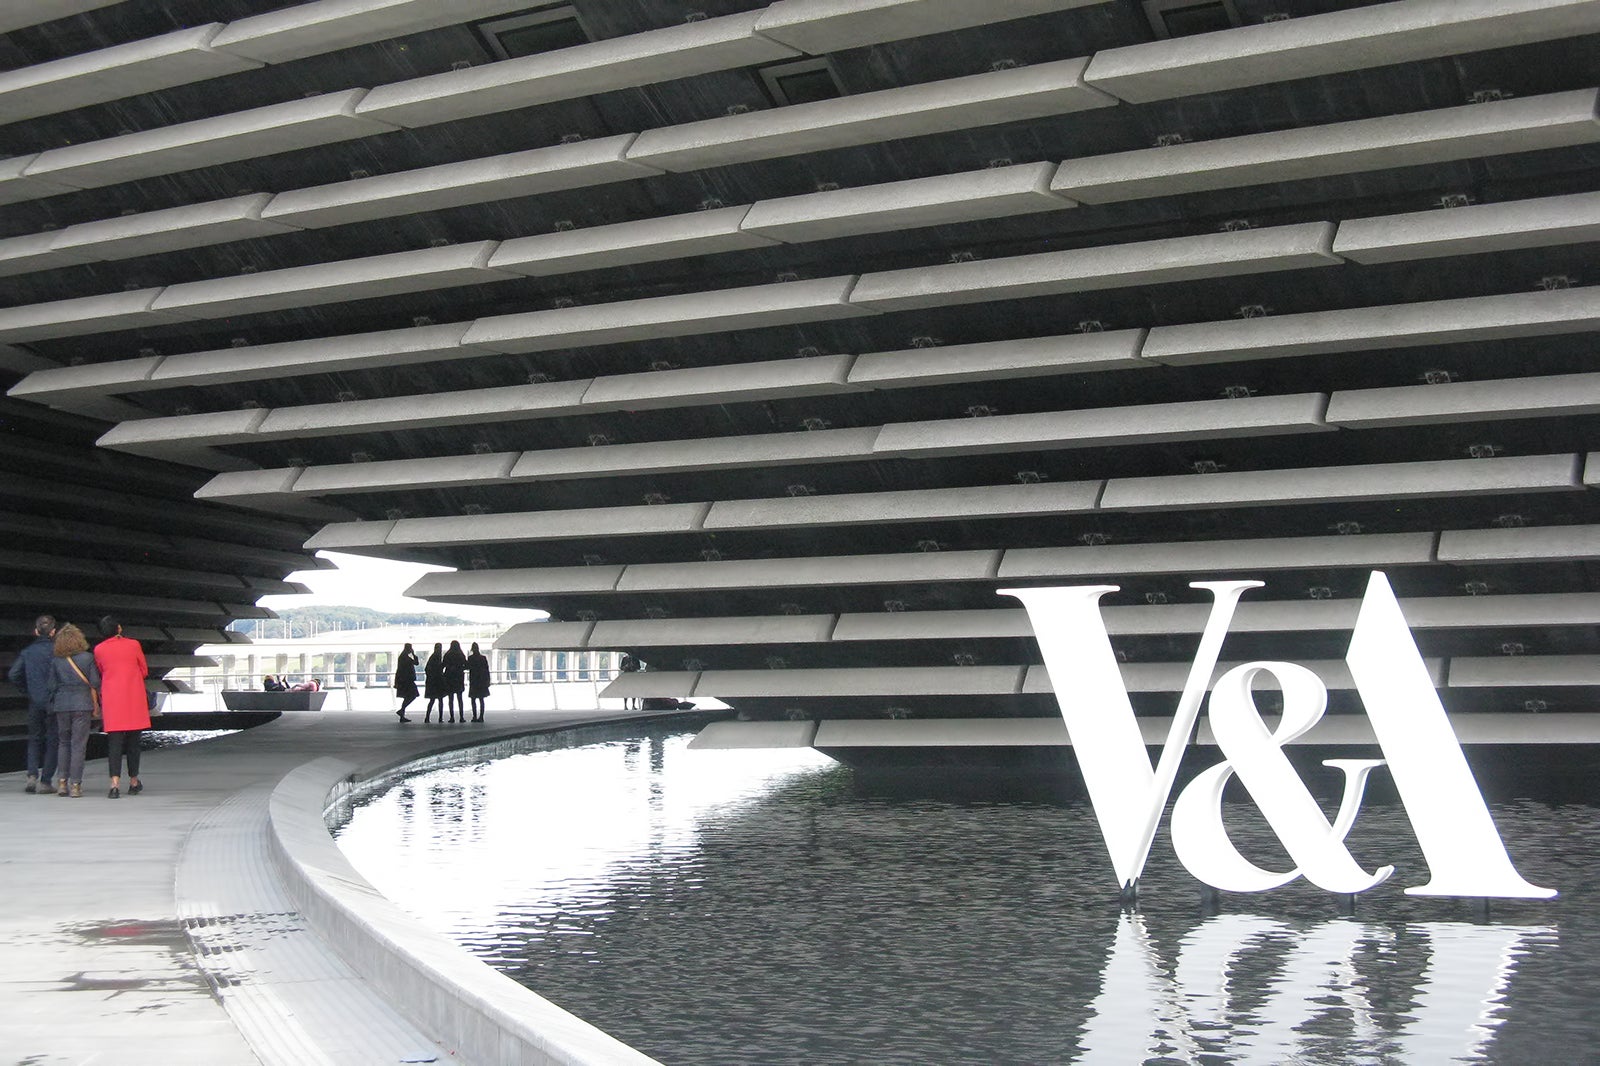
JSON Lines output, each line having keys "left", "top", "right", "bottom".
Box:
{"left": 5, "top": 0, "right": 1600, "bottom": 753}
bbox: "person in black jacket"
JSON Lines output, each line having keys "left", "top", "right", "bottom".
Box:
{"left": 466, "top": 642, "right": 490, "bottom": 723}
{"left": 393, "top": 643, "right": 419, "bottom": 723}
{"left": 442, "top": 640, "right": 467, "bottom": 723}
{"left": 7, "top": 614, "right": 58, "bottom": 794}
{"left": 423, "top": 643, "right": 444, "bottom": 723}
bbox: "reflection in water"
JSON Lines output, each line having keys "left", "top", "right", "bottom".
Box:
{"left": 332, "top": 727, "right": 1592, "bottom": 1065}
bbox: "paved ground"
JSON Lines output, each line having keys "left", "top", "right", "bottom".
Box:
{"left": 0, "top": 708, "right": 649, "bottom": 1066}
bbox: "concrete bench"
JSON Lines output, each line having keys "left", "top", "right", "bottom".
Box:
{"left": 220, "top": 690, "right": 329, "bottom": 712}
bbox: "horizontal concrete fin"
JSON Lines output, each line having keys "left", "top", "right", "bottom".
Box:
{"left": 291, "top": 453, "right": 518, "bottom": 495}
{"left": 508, "top": 427, "right": 880, "bottom": 481}
{"left": 465, "top": 276, "right": 872, "bottom": 354}
{"left": 211, "top": 0, "right": 537, "bottom": 64}
{"left": 407, "top": 566, "right": 625, "bottom": 598}
{"left": 359, "top": 11, "right": 799, "bottom": 128}
{"left": 193, "top": 467, "right": 305, "bottom": 501}
{"left": 833, "top": 609, "right": 1033, "bottom": 641}
{"left": 1052, "top": 90, "right": 1600, "bottom": 204}
{"left": 850, "top": 222, "right": 1339, "bottom": 312}
{"left": 301, "top": 521, "right": 396, "bottom": 551}
{"left": 850, "top": 330, "right": 1146, "bottom": 388}
{"left": 384, "top": 502, "right": 711, "bottom": 546}
{"left": 591, "top": 615, "right": 837, "bottom": 647}
{"left": 1024, "top": 659, "right": 1444, "bottom": 691}
{"left": 600, "top": 671, "right": 699, "bottom": 698}
{"left": 0, "top": 154, "right": 76, "bottom": 207}
{"left": 740, "top": 161, "right": 1071, "bottom": 243}
{"left": 876, "top": 392, "right": 1328, "bottom": 457}
{"left": 9, "top": 356, "right": 163, "bottom": 403}
{"left": 1143, "top": 286, "right": 1600, "bottom": 365}
{"left": 97, "top": 408, "right": 269, "bottom": 449}
{"left": 255, "top": 379, "right": 593, "bottom": 439}
{"left": 753, "top": 0, "right": 1109, "bottom": 54}
{"left": 24, "top": 88, "right": 396, "bottom": 191}
{"left": 703, "top": 481, "right": 1102, "bottom": 530}
{"left": 999, "top": 531, "right": 1437, "bottom": 579}
{"left": 1327, "top": 373, "right": 1600, "bottom": 428}
{"left": 492, "top": 621, "right": 596, "bottom": 651}
{"left": 693, "top": 665, "right": 1025, "bottom": 697}
{"left": 1334, "top": 190, "right": 1600, "bottom": 264}
{"left": 688, "top": 720, "right": 819, "bottom": 749}
{"left": 151, "top": 322, "right": 476, "bottom": 388}
{"left": 1437, "top": 524, "right": 1600, "bottom": 563}
{"left": 490, "top": 206, "right": 776, "bottom": 277}
{"left": 0, "top": 232, "right": 89, "bottom": 279}
{"left": 1448, "top": 655, "right": 1600, "bottom": 687}
{"left": 0, "top": 24, "right": 260, "bottom": 124}
{"left": 813, "top": 717, "right": 1067, "bottom": 747}
{"left": 580, "top": 353, "right": 860, "bottom": 410}
{"left": 618, "top": 549, "right": 1003, "bottom": 591}
{"left": 1081, "top": 0, "right": 1600, "bottom": 104}
{"left": 1102, "top": 453, "right": 1581, "bottom": 512}
{"left": 151, "top": 241, "right": 513, "bottom": 319}
{"left": 52, "top": 193, "right": 297, "bottom": 262}
{"left": 626, "top": 57, "right": 1116, "bottom": 172}
{"left": 261, "top": 135, "right": 659, "bottom": 229}
{"left": 0, "top": 288, "right": 177, "bottom": 343}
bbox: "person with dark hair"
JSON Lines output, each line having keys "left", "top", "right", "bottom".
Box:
{"left": 263, "top": 674, "right": 287, "bottom": 691}
{"left": 394, "top": 642, "right": 419, "bottom": 723}
{"left": 466, "top": 642, "right": 490, "bottom": 723}
{"left": 95, "top": 614, "right": 150, "bottom": 799}
{"left": 423, "top": 643, "right": 445, "bottom": 723}
{"left": 442, "top": 639, "right": 467, "bottom": 723}
{"left": 45, "top": 623, "right": 99, "bottom": 798}
{"left": 8, "top": 613, "right": 59, "bottom": 793}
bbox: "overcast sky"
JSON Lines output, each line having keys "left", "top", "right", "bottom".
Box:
{"left": 256, "top": 551, "right": 543, "bottom": 624}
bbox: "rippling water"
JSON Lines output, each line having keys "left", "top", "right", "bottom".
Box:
{"left": 332, "top": 724, "right": 1600, "bottom": 1065}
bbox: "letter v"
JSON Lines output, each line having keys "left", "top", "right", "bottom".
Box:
{"left": 999, "top": 580, "right": 1262, "bottom": 891}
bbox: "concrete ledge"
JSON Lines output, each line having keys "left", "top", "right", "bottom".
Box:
{"left": 1081, "top": 0, "right": 1600, "bottom": 104}
{"left": 386, "top": 502, "right": 711, "bottom": 546}
{"left": 704, "top": 481, "right": 1102, "bottom": 529}
{"left": 1437, "top": 524, "right": 1600, "bottom": 563}
{"left": 1051, "top": 90, "right": 1600, "bottom": 204}
{"left": 1333, "top": 190, "right": 1600, "bottom": 264}
{"left": 692, "top": 665, "right": 1025, "bottom": 697}
{"left": 53, "top": 193, "right": 299, "bottom": 262}
{"left": 222, "top": 689, "right": 328, "bottom": 711}
{"left": 753, "top": 0, "right": 1108, "bottom": 54}
{"left": 491, "top": 206, "right": 776, "bottom": 278}
{"left": 495, "top": 621, "right": 597, "bottom": 650}
{"left": 509, "top": 427, "right": 880, "bottom": 482}
{"left": 999, "top": 531, "right": 1437, "bottom": 579}
{"left": 267, "top": 756, "right": 662, "bottom": 1065}
{"left": 849, "top": 329, "right": 1145, "bottom": 387}
{"left": 1448, "top": 656, "right": 1600, "bottom": 687}
{"left": 1327, "top": 373, "right": 1600, "bottom": 428}
{"left": 212, "top": 0, "right": 536, "bottom": 64}
{"left": 593, "top": 614, "right": 837, "bottom": 647}
{"left": 616, "top": 549, "right": 1003, "bottom": 592}
{"left": 688, "top": 719, "right": 818, "bottom": 749}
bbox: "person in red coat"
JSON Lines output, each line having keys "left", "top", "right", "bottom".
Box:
{"left": 95, "top": 615, "right": 149, "bottom": 799}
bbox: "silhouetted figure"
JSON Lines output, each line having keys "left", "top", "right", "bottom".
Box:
{"left": 96, "top": 615, "right": 149, "bottom": 799}
{"left": 442, "top": 640, "right": 467, "bottom": 723}
{"left": 466, "top": 642, "right": 490, "bottom": 722}
{"left": 394, "top": 643, "right": 419, "bottom": 723}
{"left": 8, "top": 613, "right": 59, "bottom": 793}
{"left": 423, "top": 643, "right": 444, "bottom": 723}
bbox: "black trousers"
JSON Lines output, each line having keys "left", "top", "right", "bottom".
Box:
{"left": 107, "top": 729, "right": 142, "bottom": 777}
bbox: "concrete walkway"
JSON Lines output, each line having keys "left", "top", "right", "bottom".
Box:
{"left": 0, "top": 708, "right": 655, "bottom": 1066}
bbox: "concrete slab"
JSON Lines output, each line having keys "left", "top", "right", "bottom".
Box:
{"left": 999, "top": 531, "right": 1438, "bottom": 579}
{"left": 1327, "top": 373, "right": 1600, "bottom": 428}
{"left": 592, "top": 614, "right": 837, "bottom": 647}
{"left": 0, "top": 288, "right": 177, "bottom": 343}
{"left": 694, "top": 665, "right": 1025, "bottom": 697}
{"left": 850, "top": 329, "right": 1146, "bottom": 387}
{"left": 385, "top": 502, "right": 712, "bottom": 546}
{"left": 212, "top": 0, "right": 536, "bottom": 64}
{"left": 491, "top": 205, "right": 777, "bottom": 277}
{"left": 580, "top": 352, "right": 861, "bottom": 410}
{"left": 1437, "top": 524, "right": 1600, "bottom": 563}
{"left": 705, "top": 481, "right": 1102, "bottom": 529}
{"left": 617, "top": 549, "right": 1003, "bottom": 591}
{"left": 1334, "top": 190, "right": 1600, "bottom": 264}
{"left": 52, "top": 193, "right": 299, "bottom": 263}
{"left": 509, "top": 427, "right": 880, "bottom": 482}
{"left": 152, "top": 322, "right": 477, "bottom": 387}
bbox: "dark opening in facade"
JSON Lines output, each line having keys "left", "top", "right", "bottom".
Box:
{"left": 1142, "top": 0, "right": 1242, "bottom": 39}
{"left": 759, "top": 57, "right": 846, "bottom": 106}
{"left": 479, "top": 5, "right": 590, "bottom": 61}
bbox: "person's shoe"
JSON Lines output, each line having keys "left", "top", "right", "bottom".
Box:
{"left": 107, "top": 785, "right": 119, "bottom": 799}
{"left": 56, "top": 779, "right": 68, "bottom": 797}
{"left": 69, "top": 782, "right": 82, "bottom": 798}
{"left": 129, "top": 780, "right": 142, "bottom": 795}
{"left": 396, "top": 711, "right": 411, "bottom": 723}
{"left": 24, "top": 775, "right": 37, "bottom": 793}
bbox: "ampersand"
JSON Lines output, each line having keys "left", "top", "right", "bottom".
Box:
{"left": 1169, "top": 662, "right": 1394, "bottom": 894}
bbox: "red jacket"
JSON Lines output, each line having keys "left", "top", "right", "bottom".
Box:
{"left": 95, "top": 634, "right": 149, "bottom": 732}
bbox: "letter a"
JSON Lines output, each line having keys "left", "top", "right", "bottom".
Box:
{"left": 1346, "top": 572, "right": 1554, "bottom": 898}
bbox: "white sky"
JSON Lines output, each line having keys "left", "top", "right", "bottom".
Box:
{"left": 256, "top": 551, "right": 544, "bottom": 624}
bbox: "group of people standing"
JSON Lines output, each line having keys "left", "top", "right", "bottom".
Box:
{"left": 392, "top": 640, "right": 490, "bottom": 724}
{"left": 7, "top": 614, "right": 151, "bottom": 799}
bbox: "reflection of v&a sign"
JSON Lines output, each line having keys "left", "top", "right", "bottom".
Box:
{"left": 999, "top": 571, "right": 1555, "bottom": 899}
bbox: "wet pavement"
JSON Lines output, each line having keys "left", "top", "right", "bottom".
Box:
{"left": 0, "top": 708, "right": 650, "bottom": 1065}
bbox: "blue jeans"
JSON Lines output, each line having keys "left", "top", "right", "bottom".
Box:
{"left": 26, "top": 705, "right": 58, "bottom": 781}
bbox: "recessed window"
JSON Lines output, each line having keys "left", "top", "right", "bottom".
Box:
{"left": 759, "top": 57, "right": 845, "bottom": 107}
{"left": 1142, "top": 0, "right": 1241, "bottom": 39}
{"left": 479, "top": 5, "right": 590, "bottom": 61}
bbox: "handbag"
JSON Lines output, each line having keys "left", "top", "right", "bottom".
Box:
{"left": 66, "top": 656, "right": 100, "bottom": 716}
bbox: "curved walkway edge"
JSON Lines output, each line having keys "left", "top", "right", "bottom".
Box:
{"left": 267, "top": 754, "right": 663, "bottom": 1066}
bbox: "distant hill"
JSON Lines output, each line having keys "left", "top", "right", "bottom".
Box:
{"left": 229, "top": 606, "right": 476, "bottom": 637}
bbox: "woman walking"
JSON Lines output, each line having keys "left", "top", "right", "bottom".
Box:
{"left": 423, "top": 643, "right": 445, "bottom": 723}
{"left": 394, "top": 642, "right": 419, "bottom": 722}
{"left": 96, "top": 615, "right": 150, "bottom": 799}
{"left": 466, "top": 642, "right": 490, "bottom": 722}
{"left": 442, "top": 640, "right": 467, "bottom": 723}
{"left": 44, "top": 623, "right": 99, "bottom": 798}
